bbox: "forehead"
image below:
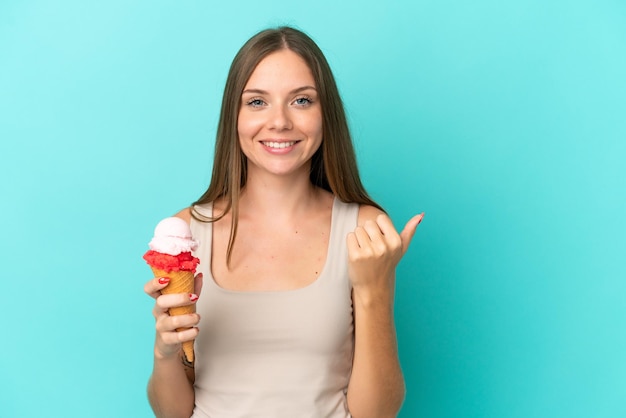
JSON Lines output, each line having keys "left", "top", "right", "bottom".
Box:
{"left": 244, "top": 49, "right": 316, "bottom": 89}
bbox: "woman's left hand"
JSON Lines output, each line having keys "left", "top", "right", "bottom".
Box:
{"left": 347, "top": 212, "right": 424, "bottom": 302}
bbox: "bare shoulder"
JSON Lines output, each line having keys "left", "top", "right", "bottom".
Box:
{"left": 173, "top": 207, "right": 193, "bottom": 224}
{"left": 357, "top": 204, "right": 386, "bottom": 226}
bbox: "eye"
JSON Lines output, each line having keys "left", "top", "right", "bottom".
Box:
{"left": 293, "top": 96, "right": 313, "bottom": 106}
{"left": 246, "top": 98, "right": 265, "bottom": 107}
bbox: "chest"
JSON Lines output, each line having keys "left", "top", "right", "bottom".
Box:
{"left": 211, "top": 216, "right": 331, "bottom": 291}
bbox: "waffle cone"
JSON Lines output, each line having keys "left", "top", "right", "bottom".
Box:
{"left": 150, "top": 266, "right": 195, "bottom": 365}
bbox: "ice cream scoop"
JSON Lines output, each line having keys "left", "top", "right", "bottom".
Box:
{"left": 149, "top": 217, "right": 199, "bottom": 255}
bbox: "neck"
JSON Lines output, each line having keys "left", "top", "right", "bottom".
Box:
{"left": 239, "top": 168, "right": 321, "bottom": 218}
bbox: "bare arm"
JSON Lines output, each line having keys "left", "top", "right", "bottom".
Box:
{"left": 346, "top": 206, "right": 424, "bottom": 418}
{"left": 148, "top": 348, "right": 196, "bottom": 418}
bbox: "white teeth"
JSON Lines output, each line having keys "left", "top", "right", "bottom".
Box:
{"left": 263, "top": 141, "right": 296, "bottom": 149}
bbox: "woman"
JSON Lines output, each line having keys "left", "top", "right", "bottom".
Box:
{"left": 144, "top": 26, "right": 423, "bottom": 418}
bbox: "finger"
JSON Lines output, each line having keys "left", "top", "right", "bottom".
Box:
{"left": 362, "top": 220, "right": 388, "bottom": 253}
{"left": 144, "top": 276, "right": 171, "bottom": 299}
{"left": 362, "top": 219, "right": 384, "bottom": 240}
{"left": 375, "top": 214, "right": 402, "bottom": 250}
{"left": 347, "top": 232, "right": 359, "bottom": 255}
{"left": 161, "top": 327, "right": 200, "bottom": 345}
{"left": 400, "top": 213, "right": 425, "bottom": 254}
{"left": 156, "top": 292, "right": 199, "bottom": 311}
{"left": 175, "top": 327, "right": 200, "bottom": 343}
{"left": 156, "top": 313, "right": 201, "bottom": 333}
{"left": 354, "top": 226, "right": 372, "bottom": 250}
{"left": 153, "top": 304, "right": 168, "bottom": 319}
{"left": 375, "top": 214, "right": 395, "bottom": 236}
{"left": 194, "top": 272, "right": 204, "bottom": 297}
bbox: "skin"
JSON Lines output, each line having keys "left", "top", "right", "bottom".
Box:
{"left": 144, "top": 49, "right": 423, "bottom": 418}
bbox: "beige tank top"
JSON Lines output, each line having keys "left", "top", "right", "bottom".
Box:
{"left": 189, "top": 197, "right": 357, "bottom": 418}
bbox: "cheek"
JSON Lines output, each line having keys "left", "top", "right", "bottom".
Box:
{"left": 237, "top": 113, "right": 258, "bottom": 140}
{"left": 298, "top": 110, "right": 323, "bottom": 138}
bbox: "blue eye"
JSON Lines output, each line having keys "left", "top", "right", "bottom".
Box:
{"left": 294, "top": 96, "right": 312, "bottom": 106}
{"left": 247, "top": 98, "right": 265, "bottom": 107}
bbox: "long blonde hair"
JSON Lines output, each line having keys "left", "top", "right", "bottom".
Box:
{"left": 192, "top": 26, "right": 382, "bottom": 265}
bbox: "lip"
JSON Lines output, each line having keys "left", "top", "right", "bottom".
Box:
{"left": 260, "top": 139, "right": 301, "bottom": 154}
{"left": 260, "top": 138, "right": 300, "bottom": 143}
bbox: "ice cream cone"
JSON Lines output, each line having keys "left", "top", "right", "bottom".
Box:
{"left": 151, "top": 266, "right": 196, "bottom": 365}
{"left": 144, "top": 217, "right": 200, "bottom": 366}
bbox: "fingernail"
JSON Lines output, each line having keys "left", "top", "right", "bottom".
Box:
{"left": 417, "top": 213, "right": 425, "bottom": 225}
{"left": 189, "top": 293, "right": 199, "bottom": 302}
{"left": 158, "top": 277, "right": 170, "bottom": 285}
{"left": 197, "top": 273, "right": 203, "bottom": 279}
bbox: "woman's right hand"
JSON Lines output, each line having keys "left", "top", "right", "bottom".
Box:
{"left": 143, "top": 273, "right": 203, "bottom": 360}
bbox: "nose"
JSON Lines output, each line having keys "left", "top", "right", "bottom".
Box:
{"left": 268, "top": 105, "right": 292, "bottom": 131}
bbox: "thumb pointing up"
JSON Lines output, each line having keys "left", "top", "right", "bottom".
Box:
{"left": 400, "top": 213, "right": 425, "bottom": 255}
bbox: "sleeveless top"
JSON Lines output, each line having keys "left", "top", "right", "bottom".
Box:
{"left": 189, "top": 197, "right": 358, "bottom": 418}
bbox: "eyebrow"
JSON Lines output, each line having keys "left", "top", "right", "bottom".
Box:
{"left": 242, "top": 85, "right": 317, "bottom": 95}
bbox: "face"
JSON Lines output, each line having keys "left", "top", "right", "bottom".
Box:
{"left": 238, "top": 49, "right": 323, "bottom": 179}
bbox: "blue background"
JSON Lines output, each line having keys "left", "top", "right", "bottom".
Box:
{"left": 1, "top": 1, "right": 625, "bottom": 417}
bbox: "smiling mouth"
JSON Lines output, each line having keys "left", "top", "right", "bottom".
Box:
{"left": 261, "top": 141, "right": 299, "bottom": 149}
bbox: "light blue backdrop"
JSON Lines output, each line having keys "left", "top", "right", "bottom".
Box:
{"left": 1, "top": 1, "right": 625, "bottom": 417}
